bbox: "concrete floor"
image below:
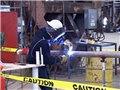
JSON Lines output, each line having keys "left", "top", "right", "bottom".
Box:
{"left": 6, "top": 32, "right": 120, "bottom": 90}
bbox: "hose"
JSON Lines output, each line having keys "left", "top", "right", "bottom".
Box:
{"left": 91, "top": 20, "right": 105, "bottom": 42}
{"left": 91, "top": 31, "right": 105, "bottom": 42}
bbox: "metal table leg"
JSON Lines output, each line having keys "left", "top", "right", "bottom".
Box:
{"left": 115, "top": 43, "right": 117, "bottom": 75}
{"left": 68, "top": 56, "right": 71, "bottom": 79}
{"left": 101, "top": 57, "right": 106, "bottom": 87}
{"left": 32, "top": 67, "right": 39, "bottom": 90}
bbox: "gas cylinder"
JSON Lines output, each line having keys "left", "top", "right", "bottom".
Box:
{"left": 0, "top": 64, "right": 5, "bottom": 90}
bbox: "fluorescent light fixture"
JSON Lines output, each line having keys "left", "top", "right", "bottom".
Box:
{"left": 0, "top": 5, "right": 10, "bottom": 12}
{"left": 103, "top": 17, "right": 108, "bottom": 26}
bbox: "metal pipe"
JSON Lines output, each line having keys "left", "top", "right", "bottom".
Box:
{"left": 9, "top": 7, "right": 22, "bottom": 9}
{"left": 20, "top": 1, "right": 24, "bottom": 89}
{"left": 51, "top": 50, "right": 120, "bottom": 58}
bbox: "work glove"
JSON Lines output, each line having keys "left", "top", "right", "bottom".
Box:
{"left": 61, "top": 55, "right": 68, "bottom": 63}
{"left": 17, "top": 48, "right": 29, "bottom": 55}
{"left": 64, "top": 39, "right": 73, "bottom": 48}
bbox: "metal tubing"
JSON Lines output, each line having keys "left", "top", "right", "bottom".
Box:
{"left": 115, "top": 43, "right": 118, "bottom": 75}
{"left": 32, "top": 67, "right": 39, "bottom": 90}
{"left": 101, "top": 58, "right": 106, "bottom": 87}
{"left": 51, "top": 50, "right": 120, "bottom": 58}
{"left": 51, "top": 50, "right": 120, "bottom": 87}
{"left": 20, "top": 1, "right": 24, "bottom": 89}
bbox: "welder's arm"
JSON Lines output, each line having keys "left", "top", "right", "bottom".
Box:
{"left": 63, "top": 39, "right": 73, "bottom": 54}
{"left": 49, "top": 38, "right": 73, "bottom": 50}
{"left": 44, "top": 54, "right": 68, "bottom": 64}
{"left": 64, "top": 39, "right": 73, "bottom": 48}
{"left": 16, "top": 40, "right": 69, "bottom": 64}
{"left": 17, "top": 49, "right": 68, "bottom": 65}
{"left": 42, "top": 42, "right": 68, "bottom": 65}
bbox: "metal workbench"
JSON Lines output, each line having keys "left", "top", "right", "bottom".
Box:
{"left": 73, "top": 41, "right": 118, "bottom": 76}
{"left": 2, "top": 63, "right": 45, "bottom": 90}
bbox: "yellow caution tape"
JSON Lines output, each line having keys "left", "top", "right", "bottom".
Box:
{"left": 0, "top": 72, "right": 119, "bottom": 90}
{"left": 0, "top": 47, "right": 18, "bottom": 52}
{"left": 0, "top": 46, "right": 119, "bottom": 53}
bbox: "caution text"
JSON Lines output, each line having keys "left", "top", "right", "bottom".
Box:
{"left": 23, "top": 77, "right": 54, "bottom": 87}
{"left": 73, "top": 84, "right": 106, "bottom": 90}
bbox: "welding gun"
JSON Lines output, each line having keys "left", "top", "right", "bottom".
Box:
{"left": 59, "top": 39, "right": 73, "bottom": 63}
{"left": 63, "top": 39, "right": 73, "bottom": 55}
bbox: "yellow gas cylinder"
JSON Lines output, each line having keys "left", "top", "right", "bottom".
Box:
{"left": 86, "top": 57, "right": 113, "bottom": 87}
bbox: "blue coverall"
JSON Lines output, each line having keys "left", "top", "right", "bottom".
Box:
{"left": 26, "top": 27, "right": 61, "bottom": 90}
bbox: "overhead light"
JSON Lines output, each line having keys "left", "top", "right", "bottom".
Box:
{"left": 103, "top": 17, "right": 108, "bottom": 28}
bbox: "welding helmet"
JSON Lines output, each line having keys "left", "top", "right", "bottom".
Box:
{"left": 46, "top": 19, "right": 66, "bottom": 41}
{"left": 47, "top": 19, "right": 63, "bottom": 30}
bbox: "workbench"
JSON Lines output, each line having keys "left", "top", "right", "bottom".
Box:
{"left": 75, "top": 41, "right": 117, "bottom": 51}
{"left": 2, "top": 63, "right": 45, "bottom": 90}
{"left": 51, "top": 49, "right": 120, "bottom": 79}
{"left": 72, "top": 41, "right": 118, "bottom": 76}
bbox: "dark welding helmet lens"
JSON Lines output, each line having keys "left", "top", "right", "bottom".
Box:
{"left": 52, "top": 27, "right": 66, "bottom": 41}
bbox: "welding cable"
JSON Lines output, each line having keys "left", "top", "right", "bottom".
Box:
{"left": 52, "top": 57, "right": 57, "bottom": 80}
{"left": 93, "top": 31, "right": 105, "bottom": 42}
{"left": 90, "top": 19, "right": 105, "bottom": 42}
{"left": 5, "top": 51, "right": 24, "bottom": 90}
{"left": 5, "top": 48, "right": 30, "bottom": 90}
{"left": 30, "top": 39, "right": 44, "bottom": 58}
{"left": 5, "top": 48, "right": 19, "bottom": 90}
{"left": 53, "top": 57, "right": 59, "bottom": 90}
{"left": 5, "top": 70, "right": 12, "bottom": 90}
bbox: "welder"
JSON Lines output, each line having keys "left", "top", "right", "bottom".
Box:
{"left": 26, "top": 19, "right": 69, "bottom": 90}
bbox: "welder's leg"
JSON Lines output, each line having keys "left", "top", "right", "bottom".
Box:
{"left": 38, "top": 66, "right": 52, "bottom": 90}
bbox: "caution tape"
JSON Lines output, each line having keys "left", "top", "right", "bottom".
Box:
{"left": 0, "top": 46, "right": 119, "bottom": 53}
{"left": 0, "top": 47, "right": 18, "bottom": 52}
{"left": 0, "top": 72, "right": 119, "bottom": 90}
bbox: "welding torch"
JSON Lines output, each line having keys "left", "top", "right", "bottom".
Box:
{"left": 63, "top": 39, "right": 73, "bottom": 55}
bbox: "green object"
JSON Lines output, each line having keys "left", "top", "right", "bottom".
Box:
{"left": 88, "top": 57, "right": 91, "bottom": 65}
{"left": 0, "top": 32, "right": 6, "bottom": 46}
